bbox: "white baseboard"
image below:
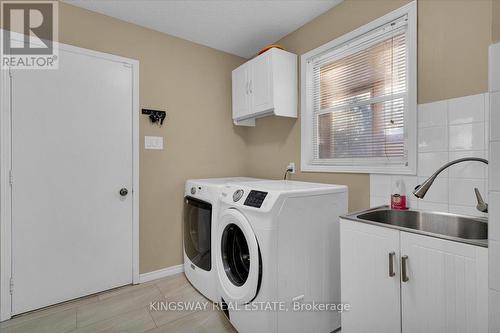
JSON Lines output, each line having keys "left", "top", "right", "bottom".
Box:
{"left": 139, "top": 264, "right": 184, "bottom": 284}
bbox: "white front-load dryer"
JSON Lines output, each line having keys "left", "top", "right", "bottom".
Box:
{"left": 183, "top": 177, "right": 263, "bottom": 302}
{"left": 215, "top": 180, "right": 348, "bottom": 333}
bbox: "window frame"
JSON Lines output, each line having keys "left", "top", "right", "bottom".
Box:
{"left": 300, "top": 1, "right": 417, "bottom": 175}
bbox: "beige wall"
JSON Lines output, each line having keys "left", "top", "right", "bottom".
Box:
{"left": 494, "top": 0, "right": 500, "bottom": 43}
{"left": 58, "top": 3, "right": 248, "bottom": 273}
{"left": 418, "top": 0, "right": 491, "bottom": 103}
{"left": 16, "top": 0, "right": 495, "bottom": 273}
{"left": 244, "top": 0, "right": 493, "bottom": 213}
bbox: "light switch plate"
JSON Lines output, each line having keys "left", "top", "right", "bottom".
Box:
{"left": 144, "top": 136, "right": 164, "bottom": 150}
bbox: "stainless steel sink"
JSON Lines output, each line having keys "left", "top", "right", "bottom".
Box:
{"left": 342, "top": 206, "right": 488, "bottom": 247}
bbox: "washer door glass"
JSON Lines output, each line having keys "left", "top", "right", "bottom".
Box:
{"left": 217, "top": 209, "right": 260, "bottom": 304}
{"left": 221, "top": 224, "right": 250, "bottom": 286}
{"left": 183, "top": 197, "right": 212, "bottom": 271}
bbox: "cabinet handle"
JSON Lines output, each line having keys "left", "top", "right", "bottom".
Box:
{"left": 401, "top": 255, "right": 409, "bottom": 282}
{"left": 249, "top": 80, "right": 252, "bottom": 93}
{"left": 389, "top": 251, "right": 396, "bottom": 277}
{"left": 246, "top": 81, "right": 249, "bottom": 94}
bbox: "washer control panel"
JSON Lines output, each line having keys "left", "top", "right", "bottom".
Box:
{"left": 244, "top": 190, "right": 268, "bottom": 208}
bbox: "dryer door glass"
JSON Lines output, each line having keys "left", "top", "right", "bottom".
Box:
{"left": 184, "top": 197, "right": 212, "bottom": 271}
{"left": 221, "top": 223, "right": 250, "bottom": 286}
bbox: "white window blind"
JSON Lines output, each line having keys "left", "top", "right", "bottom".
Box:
{"left": 303, "top": 12, "right": 416, "bottom": 174}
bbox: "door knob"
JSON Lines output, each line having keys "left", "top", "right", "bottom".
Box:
{"left": 119, "top": 188, "right": 129, "bottom": 197}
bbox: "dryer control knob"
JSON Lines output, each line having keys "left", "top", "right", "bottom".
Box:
{"left": 233, "top": 189, "right": 244, "bottom": 202}
{"left": 190, "top": 187, "right": 196, "bottom": 195}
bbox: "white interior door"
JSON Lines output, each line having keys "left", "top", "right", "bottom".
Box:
{"left": 11, "top": 47, "right": 135, "bottom": 315}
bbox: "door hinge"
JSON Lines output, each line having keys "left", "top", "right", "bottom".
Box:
{"left": 9, "top": 277, "right": 13, "bottom": 295}
{"left": 9, "top": 170, "right": 13, "bottom": 186}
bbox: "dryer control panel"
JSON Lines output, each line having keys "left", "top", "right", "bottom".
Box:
{"left": 244, "top": 190, "right": 268, "bottom": 208}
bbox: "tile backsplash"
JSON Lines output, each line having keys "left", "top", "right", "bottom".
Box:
{"left": 370, "top": 92, "right": 489, "bottom": 218}
{"left": 490, "top": 41, "right": 500, "bottom": 333}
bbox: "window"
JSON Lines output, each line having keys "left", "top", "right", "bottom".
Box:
{"left": 301, "top": 2, "right": 416, "bottom": 174}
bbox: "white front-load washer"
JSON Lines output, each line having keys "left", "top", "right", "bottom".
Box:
{"left": 215, "top": 180, "right": 348, "bottom": 333}
{"left": 183, "top": 177, "right": 263, "bottom": 302}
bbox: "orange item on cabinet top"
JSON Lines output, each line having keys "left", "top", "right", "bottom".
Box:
{"left": 258, "top": 44, "right": 285, "bottom": 55}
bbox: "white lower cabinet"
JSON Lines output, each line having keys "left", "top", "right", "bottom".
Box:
{"left": 400, "top": 232, "right": 489, "bottom": 333}
{"left": 340, "top": 219, "right": 488, "bottom": 333}
{"left": 340, "top": 220, "right": 401, "bottom": 333}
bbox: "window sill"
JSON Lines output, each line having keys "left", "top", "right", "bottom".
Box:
{"left": 300, "top": 162, "right": 416, "bottom": 175}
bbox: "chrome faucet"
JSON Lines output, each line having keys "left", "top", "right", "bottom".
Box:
{"left": 413, "top": 157, "right": 489, "bottom": 213}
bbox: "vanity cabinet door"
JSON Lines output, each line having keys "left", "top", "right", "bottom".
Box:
{"left": 340, "top": 219, "right": 401, "bottom": 333}
{"left": 400, "top": 232, "right": 488, "bottom": 333}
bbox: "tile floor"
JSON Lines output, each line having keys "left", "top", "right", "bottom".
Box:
{"left": 0, "top": 273, "right": 235, "bottom": 333}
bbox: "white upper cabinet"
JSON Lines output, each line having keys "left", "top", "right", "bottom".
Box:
{"left": 231, "top": 64, "right": 250, "bottom": 120}
{"left": 232, "top": 48, "right": 297, "bottom": 126}
{"left": 249, "top": 52, "right": 273, "bottom": 113}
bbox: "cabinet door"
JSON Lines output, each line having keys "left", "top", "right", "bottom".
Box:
{"left": 340, "top": 220, "right": 401, "bottom": 333}
{"left": 232, "top": 64, "right": 249, "bottom": 120}
{"left": 249, "top": 52, "right": 273, "bottom": 113}
{"left": 400, "top": 232, "right": 488, "bottom": 333}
